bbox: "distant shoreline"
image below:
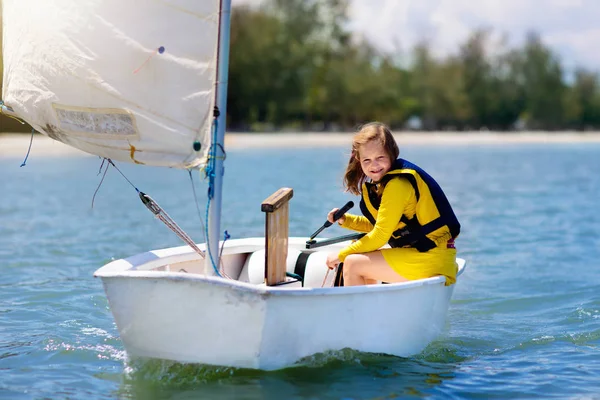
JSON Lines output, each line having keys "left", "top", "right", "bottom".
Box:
{"left": 2, "top": 131, "right": 600, "bottom": 158}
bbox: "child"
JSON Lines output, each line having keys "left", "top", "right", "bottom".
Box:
{"left": 326, "top": 122, "right": 461, "bottom": 286}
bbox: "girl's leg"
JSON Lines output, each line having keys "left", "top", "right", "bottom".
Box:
{"left": 342, "top": 251, "right": 408, "bottom": 286}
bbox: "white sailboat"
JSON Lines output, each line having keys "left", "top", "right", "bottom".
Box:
{"left": 1, "top": 0, "right": 466, "bottom": 370}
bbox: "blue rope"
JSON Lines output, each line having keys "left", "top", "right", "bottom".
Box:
{"left": 218, "top": 230, "right": 230, "bottom": 263}
{"left": 204, "top": 196, "right": 220, "bottom": 276}
{"left": 20, "top": 129, "right": 35, "bottom": 167}
{"left": 203, "top": 115, "right": 218, "bottom": 194}
{"left": 204, "top": 117, "right": 221, "bottom": 276}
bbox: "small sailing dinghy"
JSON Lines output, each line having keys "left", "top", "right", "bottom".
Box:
{"left": 2, "top": 0, "right": 466, "bottom": 370}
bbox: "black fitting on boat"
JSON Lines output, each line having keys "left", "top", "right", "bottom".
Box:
{"left": 305, "top": 233, "right": 365, "bottom": 249}
{"left": 139, "top": 192, "right": 160, "bottom": 215}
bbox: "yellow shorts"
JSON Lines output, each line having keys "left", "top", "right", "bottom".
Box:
{"left": 381, "top": 246, "right": 458, "bottom": 285}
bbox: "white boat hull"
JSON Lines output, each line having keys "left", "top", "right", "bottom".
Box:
{"left": 94, "top": 237, "right": 465, "bottom": 370}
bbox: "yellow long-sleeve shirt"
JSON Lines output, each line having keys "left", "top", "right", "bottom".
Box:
{"left": 338, "top": 177, "right": 415, "bottom": 261}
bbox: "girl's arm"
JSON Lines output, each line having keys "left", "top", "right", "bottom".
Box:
{"left": 338, "top": 178, "right": 413, "bottom": 262}
{"left": 339, "top": 214, "right": 373, "bottom": 233}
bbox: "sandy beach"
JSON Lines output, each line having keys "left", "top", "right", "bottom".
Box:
{"left": 2, "top": 131, "right": 600, "bottom": 159}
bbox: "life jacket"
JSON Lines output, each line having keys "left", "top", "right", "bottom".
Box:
{"left": 359, "top": 158, "right": 460, "bottom": 252}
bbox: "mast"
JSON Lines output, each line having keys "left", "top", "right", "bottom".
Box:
{"left": 205, "top": 0, "right": 232, "bottom": 276}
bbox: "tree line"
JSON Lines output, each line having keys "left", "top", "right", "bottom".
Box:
{"left": 2, "top": 0, "right": 600, "bottom": 133}
{"left": 227, "top": 0, "right": 600, "bottom": 131}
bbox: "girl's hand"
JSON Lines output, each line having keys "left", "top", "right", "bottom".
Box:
{"left": 327, "top": 208, "right": 346, "bottom": 225}
{"left": 326, "top": 253, "right": 341, "bottom": 270}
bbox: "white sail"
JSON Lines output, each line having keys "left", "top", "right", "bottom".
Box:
{"left": 1, "top": 0, "right": 220, "bottom": 168}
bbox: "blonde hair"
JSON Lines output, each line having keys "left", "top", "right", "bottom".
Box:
{"left": 343, "top": 122, "right": 399, "bottom": 195}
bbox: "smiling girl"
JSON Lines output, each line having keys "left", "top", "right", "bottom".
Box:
{"left": 325, "top": 122, "right": 461, "bottom": 286}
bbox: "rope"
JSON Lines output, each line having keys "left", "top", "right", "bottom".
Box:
{"left": 104, "top": 159, "right": 207, "bottom": 261}
{"left": 20, "top": 129, "right": 35, "bottom": 167}
{"left": 217, "top": 230, "right": 234, "bottom": 279}
{"left": 91, "top": 159, "right": 110, "bottom": 208}
{"left": 190, "top": 168, "right": 233, "bottom": 279}
{"left": 106, "top": 159, "right": 137, "bottom": 189}
{"left": 138, "top": 191, "right": 206, "bottom": 259}
{"left": 188, "top": 169, "right": 207, "bottom": 242}
{"left": 0, "top": 101, "right": 33, "bottom": 166}
{"left": 105, "top": 158, "right": 237, "bottom": 278}
{"left": 322, "top": 267, "right": 335, "bottom": 288}
{"left": 203, "top": 114, "right": 225, "bottom": 276}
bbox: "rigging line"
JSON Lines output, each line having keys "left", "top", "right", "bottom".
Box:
{"left": 139, "top": 191, "right": 206, "bottom": 259}
{"left": 202, "top": 115, "right": 221, "bottom": 276}
{"left": 91, "top": 160, "right": 110, "bottom": 208}
{"left": 19, "top": 129, "right": 35, "bottom": 167}
{"left": 187, "top": 169, "right": 207, "bottom": 242}
{"left": 203, "top": 117, "right": 230, "bottom": 278}
{"left": 1, "top": 113, "right": 25, "bottom": 124}
{"left": 0, "top": 100, "right": 27, "bottom": 125}
{"left": 212, "top": 143, "right": 226, "bottom": 161}
{"left": 321, "top": 267, "right": 337, "bottom": 288}
{"left": 205, "top": 129, "right": 229, "bottom": 273}
{"left": 217, "top": 230, "right": 233, "bottom": 279}
{"left": 106, "top": 159, "right": 139, "bottom": 192}
{"left": 97, "top": 158, "right": 107, "bottom": 175}
{"left": 188, "top": 168, "right": 232, "bottom": 274}
{"left": 191, "top": 169, "right": 231, "bottom": 276}
{"left": 204, "top": 196, "right": 221, "bottom": 275}
{"left": 99, "top": 159, "right": 206, "bottom": 260}
{"left": 0, "top": 111, "right": 25, "bottom": 124}
{"left": 205, "top": 116, "right": 219, "bottom": 191}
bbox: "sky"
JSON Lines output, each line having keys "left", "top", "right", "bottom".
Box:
{"left": 235, "top": 0, "right": 600, "bottom": 71}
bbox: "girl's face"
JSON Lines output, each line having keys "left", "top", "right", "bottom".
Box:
{"left": 357, "top": 140, "right": 392, "bottom": 182}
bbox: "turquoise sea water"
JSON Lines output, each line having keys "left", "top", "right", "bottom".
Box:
{"left": 1, "top": 141, "right": 599, "bottom": 399}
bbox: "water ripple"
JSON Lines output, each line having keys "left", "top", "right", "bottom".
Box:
{"left": 2, "top": 144, "right": 600, "bottom": 398}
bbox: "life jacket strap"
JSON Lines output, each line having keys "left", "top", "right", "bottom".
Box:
{"left": 389, "top": 216, "right": 450, "bottom": 252}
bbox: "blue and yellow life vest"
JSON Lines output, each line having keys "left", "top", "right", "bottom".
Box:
{"left": 359, "top": 158, "right": 460, "bottom": 252}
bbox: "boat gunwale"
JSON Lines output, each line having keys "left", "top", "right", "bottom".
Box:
{"left": 93, "top": 236, "right": 467, "bottom": 297}
{"left": 93, "top": 268, "right": 449, "bottom": 296}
